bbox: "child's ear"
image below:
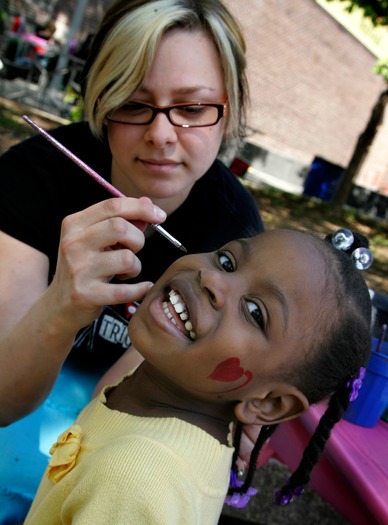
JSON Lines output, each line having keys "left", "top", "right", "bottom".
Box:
{"left": 234, "top": 384, "right": 309, "bottom": 426}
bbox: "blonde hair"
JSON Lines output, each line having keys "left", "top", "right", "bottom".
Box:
{"left": 82, "top": 0, "right": 248, "bottom": 145}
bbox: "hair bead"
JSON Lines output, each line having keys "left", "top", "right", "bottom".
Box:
{"left": 331, "top": 228, "right": 354, "bottom": 250}
{"left": 351, "top": 247, "right": 373, "bottom": 270}
{"left": 331, "top": 228, "right": 373, "bottom": 271}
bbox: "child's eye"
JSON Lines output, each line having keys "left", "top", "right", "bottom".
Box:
{"left": 217, "top": 251, "right": 235, "bottom": 272}
{"left": 247, "top": 300, "right": 265, "bottom": 331}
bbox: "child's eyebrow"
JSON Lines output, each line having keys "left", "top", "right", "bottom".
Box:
{"left": 234, "top": 238, "right": 252, "bottom": 255}
{"left": 233, "top": 239, "right": 289, "bottom": 333}
{"left": 261, "top": 280, "right": 289, "bottom": 334}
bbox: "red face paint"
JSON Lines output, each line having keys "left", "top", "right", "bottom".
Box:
{"left": 208, "top": 357, "right": 253, "bottom": 393}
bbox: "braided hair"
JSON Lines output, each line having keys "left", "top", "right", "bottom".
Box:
{"left": 227, "top": 230, "right": 372, "bottom": 507}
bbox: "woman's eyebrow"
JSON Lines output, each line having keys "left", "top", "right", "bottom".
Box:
{"left": 173, "top": 86, "right": 218, "bottom": 94}
{"left": 138, "top": 85, "right": 217, "bottom": 96}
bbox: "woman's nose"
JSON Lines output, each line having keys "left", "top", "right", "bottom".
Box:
{"left": 198, "top": 267, "right": 228, "bottom": 310}
{"left": 143, "top": 113, "right": 178, "bottom": 148}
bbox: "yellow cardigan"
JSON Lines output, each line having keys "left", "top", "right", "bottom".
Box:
{"left": 24, "top": 385, "right": 233, "bottom": 524}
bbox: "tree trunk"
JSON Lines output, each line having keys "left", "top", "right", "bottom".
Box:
{"left": 332, "top": 87, "right": 388, "bottom": 211}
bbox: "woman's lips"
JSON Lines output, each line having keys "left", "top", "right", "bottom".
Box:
{"left": 140, "top": 159, "right": 181, "bottom": 174}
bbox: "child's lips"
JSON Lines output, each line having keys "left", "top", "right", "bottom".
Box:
{"left": 149, "top": 277, "right": 206, "bottom": 342}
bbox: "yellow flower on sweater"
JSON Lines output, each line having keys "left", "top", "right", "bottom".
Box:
{"left": 47, "top": 424, "right": 82, "bottom": 483}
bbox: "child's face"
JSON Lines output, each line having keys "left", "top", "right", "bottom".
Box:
{"left": 129, "top": 230, "right": 327, "bottom": 403}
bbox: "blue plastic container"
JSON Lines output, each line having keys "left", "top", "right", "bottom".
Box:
{"left": 303, "top": 156, "right": 344, "bottom": 201}
{"left": 344, "top": 340, "right": 388, "bottom": 427}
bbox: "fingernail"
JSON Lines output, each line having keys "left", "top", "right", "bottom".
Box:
{"left": 154, "top": 206, "right": 167, "bottom": 221}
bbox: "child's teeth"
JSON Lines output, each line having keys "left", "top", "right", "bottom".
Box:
{"left": 173, "top": 302, "right": 185, "bottom": 314}
{"left": 169, "top": 290, "right": 180, "bottom": 303}
{"left": 162, "top": 302, "right": 177, "bottom": 324}
{"left": 163, "top": 302, "right": 173, "bottom": 319}
{"left": 170, "top": 294, "right": 179, "bottom": 305}
{"left": 169, "top": 291, "right": 186, "bottom": 315}
{"left": 166, "top": 290, "right": 196, "bottom": 340}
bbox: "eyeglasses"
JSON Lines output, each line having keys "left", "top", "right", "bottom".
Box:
{"left": 106, "top": 101, "right": 227, "bottom": 128}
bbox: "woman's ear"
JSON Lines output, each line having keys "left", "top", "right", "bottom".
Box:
{"left": 234, "top": 384, "right": 309, "bottom": 426}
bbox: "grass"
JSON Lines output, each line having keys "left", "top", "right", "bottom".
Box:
{"left": 0, "top": 104, "right": 33, "bottom": 136}
{"left": 0, "top": 96, "right": 66, "bottom": 151}
{"left": 243, "top": 182, "right": 388, "bottom": 294}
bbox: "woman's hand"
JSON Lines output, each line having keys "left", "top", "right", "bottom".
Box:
{"left": 50, "top": 196, "right": 166, "bottom": 332}
{"left": 0, "top": 196, "right": 165, "bottom": 423}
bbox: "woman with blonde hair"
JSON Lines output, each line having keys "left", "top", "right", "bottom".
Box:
{"left": 0, "top": 1, "right": 263, "bottom": 522}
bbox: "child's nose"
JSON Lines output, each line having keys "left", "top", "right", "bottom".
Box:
{"left": 198, "top": 268, "right": 227, "bottom": 310}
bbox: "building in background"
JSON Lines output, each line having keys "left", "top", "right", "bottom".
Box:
{"left": 223, "top": 0, "right": 388, "bottom": 200}
{"left": 4, "top": 0, "right": 388, "bottom": 200}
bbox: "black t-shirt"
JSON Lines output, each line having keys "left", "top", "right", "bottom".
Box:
{"left": 0, "top": 122, "right": 264, "bottom": 371}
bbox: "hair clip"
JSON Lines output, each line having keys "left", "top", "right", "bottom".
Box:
{"left": 225, "top": 470, "right": 258, "bottom": 509}
{"left": 331, "top": 229, "right": 373, "bottom": 270}
{"left": 237, "top": 460, "right": 246, "bottom": 479}
{"left": 346, "top": 366, "right": 366, "bottom": 402}
{"left": 273, "top": 480, "right": 304, "bottom": 506}
{"left": 351, "top": 247, "right": 373, "bottom": 270}
{"left": 332, "top": 228, "right": 354, "bottom": 250}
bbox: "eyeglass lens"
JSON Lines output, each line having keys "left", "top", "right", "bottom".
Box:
{"left": 108, "top": 103, "right": 222, "bottom": 127}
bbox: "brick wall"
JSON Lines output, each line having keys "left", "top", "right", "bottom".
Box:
{"left": 6, "top": 0, "right": 388, "bottom": 196}
{"left": 223, "top": 0, "right": 388, "bottom": 195}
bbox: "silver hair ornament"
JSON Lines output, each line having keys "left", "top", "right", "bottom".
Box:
{"left": 331, "top": 229, "right": 373, "bottom": 270}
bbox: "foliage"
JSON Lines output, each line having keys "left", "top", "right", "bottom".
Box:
{"left": 326, "top": 0, "right": 388, "bottom": 25}
{"left": 0, "top": 106, "right": 33, "bottom": 138}
{"left": 374, "top": 57, "right": 388, "bottom": 81}
{"left": 0, "top": 1, "right": 8, "bottom": 34}
{"left": 330, "top": 1, "right": 388, "bottom": 208}
{"left": 63, "top": 85, "right": 84, "bottom": 122}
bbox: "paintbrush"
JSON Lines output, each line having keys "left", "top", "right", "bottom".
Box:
{"left": 22, "top": 115, "right": 187, "bottom": 253}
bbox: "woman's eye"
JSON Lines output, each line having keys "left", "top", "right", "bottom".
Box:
{"left": 178, "top": 106, "right": 205, "bottom": 117}
{"left": 217, "top": 251, "right": 235, "bottom": 272}
{"left": 247, "top": 300, "right": 265, "bottom": 330}
{"left": 121, "top": 103, "right": 147, "bottom": 114}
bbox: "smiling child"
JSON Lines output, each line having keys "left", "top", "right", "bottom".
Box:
{"left": 24, "top": 228, "right": 372, "bottom": 524}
